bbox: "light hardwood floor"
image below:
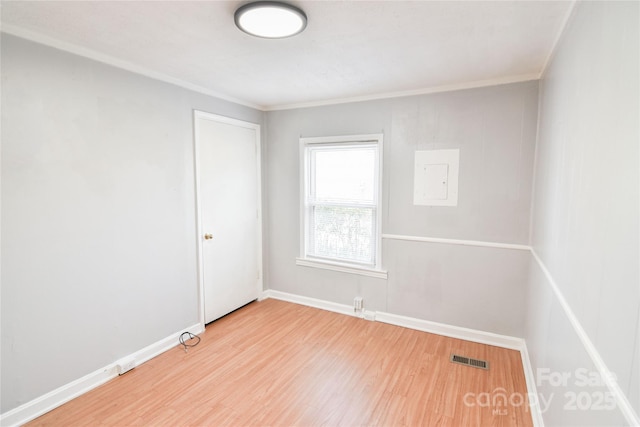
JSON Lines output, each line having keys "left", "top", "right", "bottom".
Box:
{"left": 28, "top": 299, "right": 533, "bottom": 426}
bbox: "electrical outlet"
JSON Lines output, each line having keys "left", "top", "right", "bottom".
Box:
{"left": 354, "top": 296, "right": 363, "bottom": 311}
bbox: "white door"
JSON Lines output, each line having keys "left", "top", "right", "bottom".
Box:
{"left": 195, "top": 111, "right": 262, "bottom": 324}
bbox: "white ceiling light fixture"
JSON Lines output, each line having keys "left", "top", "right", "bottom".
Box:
{"left": 234, "top": 1, "right": 307, "bottom": 39}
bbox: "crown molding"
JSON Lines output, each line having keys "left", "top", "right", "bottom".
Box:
{"left": 266, "top": 73, "right": 540, "bottom": 111}
{"left": 0, "top": 24, "right": 264, "bottom": 110}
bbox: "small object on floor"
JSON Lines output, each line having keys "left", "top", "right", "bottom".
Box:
{"left": 179, "top": 332, "right": 201, "bottom": 353}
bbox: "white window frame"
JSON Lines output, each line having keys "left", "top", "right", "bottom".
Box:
{"left": 297, "top": 134, "right": 387, "bottom": 279}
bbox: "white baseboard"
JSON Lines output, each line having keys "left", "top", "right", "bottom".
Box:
{"left": 260, "top": 288, "right": 543, "bottom": 426}
{"left": 0, "top": 323, "right": 203, "bottom": 427}
{"left": 374, "top": 311, "right": 524, "bottom": 351}
{"left": 133, "top": 323, "right": 204, "bottom": 367}
{"left": 0, "top": 366, "right": 116, "bottom": 427}
{"left": 262, "top": 289, "right": 525, "bottom": 349}
{"left": 520, "top": 340, "right": 544, "bottom": 427}
{"left": 261, "top": 289, "right": 358, "bottom": 318}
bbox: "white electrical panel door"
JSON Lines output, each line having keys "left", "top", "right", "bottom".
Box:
{"left": 414, "top": 149, "right": 459, "bottom": 206}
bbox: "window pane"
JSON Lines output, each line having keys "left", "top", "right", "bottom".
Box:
{"left": 311, "top": 205, "right": 374, "bottom": 264}
{"left": 313, "top": 148, "right": 375, "bottom": 202}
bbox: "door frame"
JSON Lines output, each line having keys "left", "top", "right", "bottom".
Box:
{"left": 193, "top": 110, "right": 263, "bottom": 328}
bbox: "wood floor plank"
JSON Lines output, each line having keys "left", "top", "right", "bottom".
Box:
{"left": 27, "top": 299, "right": 533, "bottom": 426}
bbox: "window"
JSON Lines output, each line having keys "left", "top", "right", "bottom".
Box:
{"left": 298, "top": 134, "right": 386, "bottom": 279}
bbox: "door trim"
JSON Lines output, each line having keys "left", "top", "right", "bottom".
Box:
{"left": 193, "top": 110, "right": 263, "bottom": 328}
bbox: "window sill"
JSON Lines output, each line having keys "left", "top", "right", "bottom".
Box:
{"left": 295, "top": 258, "right": 388, "bottom": 279}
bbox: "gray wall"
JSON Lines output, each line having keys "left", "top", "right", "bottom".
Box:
{"left": 0, "top": 34, "right": 263, "bottom": 413}
{"left": 266, "top": 81, "right": 538, "bottom": 338}
{"left": 526, "top": 1, "right": 639, "bottom": 424}
{"left": 5, "top": 2, "right": 638, "bottom": 423}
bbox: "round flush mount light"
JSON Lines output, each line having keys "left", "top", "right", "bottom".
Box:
{"left": 234, "top": 1, "right": 307, "bottom": 39}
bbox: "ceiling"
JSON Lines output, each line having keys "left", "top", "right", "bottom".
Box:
{"left": 1, "top": 1, "right": 573, "bottom": 110}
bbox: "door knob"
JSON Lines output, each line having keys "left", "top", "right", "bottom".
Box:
{"left": 204, "top": 233, "right": 213, "bottom": 240}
